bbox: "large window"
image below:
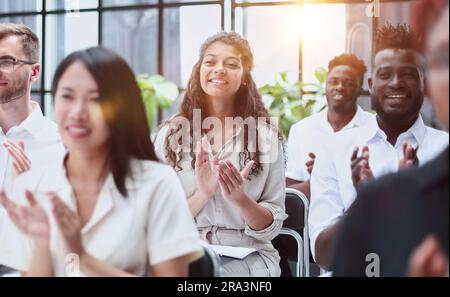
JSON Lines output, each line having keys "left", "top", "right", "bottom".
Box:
{"left": 1, "top": 0, "right": 413, "bottom": 120}
{"left": 0, "top": 0, "right": 224, "bottom": 119}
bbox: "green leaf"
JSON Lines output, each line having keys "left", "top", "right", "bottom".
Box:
{"left": 314, "top": 67, "right": 328, "bottom": 84}
{"left": 136, "top": 73, "right": 179, "bottom": 128}
{"left": 279, "top": 71, "right": 288, "bottom": 83}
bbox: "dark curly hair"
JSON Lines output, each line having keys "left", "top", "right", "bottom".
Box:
{"left": 328, "top": 53, "right": 367, "bottom": 84}
{"left": 159, "top": 32, "right": 283, "bottom": 177}
{"left": 374, "top": 23, "right": 416, "bottom": 54}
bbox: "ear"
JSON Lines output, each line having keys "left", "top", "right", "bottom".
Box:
{"left": 241, "top": 77, "right": 247, "bottom": 87}
{"left": 356, "top": 81, "right": 364, "bottom": 97}
{"left": 30, "top": 64, "right": 40, "bottom": 83}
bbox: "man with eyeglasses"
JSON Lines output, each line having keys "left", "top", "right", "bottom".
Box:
{"left": 309, "top": 23, "right": 449, "bottom": 272}
{"left": 0, "top": 24, "right": 65, "bottom": 275}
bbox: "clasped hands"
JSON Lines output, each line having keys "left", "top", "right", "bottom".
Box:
{"left": 194, "top": 137, "right": 254, "bottom": 205}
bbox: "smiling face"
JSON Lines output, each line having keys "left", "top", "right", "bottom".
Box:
{"left": 325, "top": 65, "right": 363, "bottom": 113}
{"left": 369, "top": 49, "right": 425, "bottom": 125}
{"left": 199, "top": 41, "right": 244, "bottom": 103}
{"left": 54, "top": 61, "right": 110, "bottom": 155}
{"left": 0, "top": 35, "right": 39, "bottom": 104}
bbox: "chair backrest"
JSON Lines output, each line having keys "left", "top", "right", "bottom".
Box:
{"left": 188, "top": 242, "right": 222, "bottom": 277}
{"left": 276, "top": 188, "right": 310, "bottom": 277}
{"left": 284, "top": 189, "right": 307, "bottom": 232}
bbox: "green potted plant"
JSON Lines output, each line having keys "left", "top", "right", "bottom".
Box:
{"left": 137, "top": 74, "right": 179, "bottom": 130}
{"left": 259, "top": 68, "right": 328, "bottom": 137}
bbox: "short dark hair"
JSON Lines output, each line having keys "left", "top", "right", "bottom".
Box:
{"left": 0, "top": 23, "right": 40, "bottom": 62}
{"left": 374, "top": 23, "right": 415, "bottom": 54}
{"left": 51, "top": 46, "right": 159, "bottom": 197}
{"left": 328, "top": 53, "right": 367, "bottom": 83}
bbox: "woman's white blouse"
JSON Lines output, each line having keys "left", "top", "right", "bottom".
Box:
{"left": 154, "top": 124, "right": 287, "bottom": 276}
{"left": 0, "top": 158, "right": 203, "bottom": 276}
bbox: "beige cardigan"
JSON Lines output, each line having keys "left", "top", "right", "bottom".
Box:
{"left": 154, "top": 123, "right": 287, "bottom": 276}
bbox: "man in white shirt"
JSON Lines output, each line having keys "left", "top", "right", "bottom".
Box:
{"left": 286, "top": 53, "right": 373, "bottom": 198}
{"left": 0, "top": 24, "right": 65, "bottom": 271}
{"left": 309, "top": 23, "right": 449, "bottom": 270}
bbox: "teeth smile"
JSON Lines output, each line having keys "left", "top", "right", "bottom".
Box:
{"left": 210, "top": 79, "right": 226, "bottom": 84}
{"left": 387, "top": 95, "right": 407, "bottom": 99}
{"left": 67, "top": 126, "right": 90, "bottom": 136}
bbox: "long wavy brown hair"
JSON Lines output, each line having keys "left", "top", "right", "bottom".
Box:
{"left": 160, "top": 32, "right": 283, "bottom": 177}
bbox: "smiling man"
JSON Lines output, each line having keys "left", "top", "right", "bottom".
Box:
{"left": 0, "top": 24, "right": 65, "bottom": 274}
{"left": 286, "top": 54, "right": 373, "bottom": 199}
{"left": 309, "top": 24, "right": 449, "bottom": 271}
{"left": 0, "top": 23, "right": 65, "bottom": 193}
{"left": 331, "top": 5, "right": 449, "bottom": 276}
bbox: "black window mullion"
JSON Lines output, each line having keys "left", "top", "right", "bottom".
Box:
{"left": 40, "top": 0, "right": 46, "bottom": 113}
{"left": 157, "top": 0, "right": 164, "bottom": 124}
{"left": 99, "top": 0, "right": 103, "bottom": 45}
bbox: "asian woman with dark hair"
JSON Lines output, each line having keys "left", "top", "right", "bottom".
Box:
{"left": 0, "top": 47, "right": 202, "bottom": 276}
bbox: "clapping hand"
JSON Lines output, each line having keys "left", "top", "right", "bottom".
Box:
{"left": 217, "top": 160, "right": 254, "bottom": 204}
{"left": 351, "top": 146, "right": 374, "bottom": 186}
{"left": 49, "top": 193, "right": 85, "bottom": 257}
{"left": 194, "top": 137, "right": 220, "bottom": 200}
{"left": 0, "top": 190, "right": 50, "bottom": 241}
{"left": 306, "top": 152, "right": 316, "bottom": 175}
{"left": 3, "top": 140, "right": 31, "bottom": 179}
{"left": 399, "top": 143, "right": 419, "bottom": 170}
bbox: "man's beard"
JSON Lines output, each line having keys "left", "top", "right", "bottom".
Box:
{"left": 0, "top": 77, "right": 28, "bottom": 104}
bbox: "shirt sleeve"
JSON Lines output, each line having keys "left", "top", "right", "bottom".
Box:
{"left": 146, "top": 165, "right": 203, "bottom": 266}
{"left": 309, "top": 150, "right": 346, "bottom": 261}
{"left": 0, "top": 173, "right": 36, "bottom": 272}
{"left": 153, "top": 125, "right": 170, "bottom": 163}
{"left": 244, "top": 140, "right": 288, "bottom": 242}
{"left": 286, "top": 122, "right": 309, "bottom": 182}
{"left": 331, "top": 184, "right": 375, "bottom": 276}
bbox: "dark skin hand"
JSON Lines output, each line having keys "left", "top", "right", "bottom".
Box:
{"left": 285, "top": 152, "right": 316, "bottom": 199}
{"left": 314, "top": 220, "right": 343, "bottom": 270}
{"left": 351, "top": 146, "right": 373, "bottom": 187}
{"left": 351, "top": 144, "right": 418, "bottom": 187}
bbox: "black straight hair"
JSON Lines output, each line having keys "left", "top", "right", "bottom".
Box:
{"left": 51, "top": 46, "right": 159, "bottom": 197}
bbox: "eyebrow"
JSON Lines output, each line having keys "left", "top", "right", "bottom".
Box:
{"left": 0, "top": 55, "right": 15, "bottom": 60}
{"left": 59, "top": 87, "right": 99, "bottom": 94}
{"left": 204, "top": 54, "right": 240, "bottom": 61}
{"left": 376, "top": 65, "right": 418, "bottom": 72}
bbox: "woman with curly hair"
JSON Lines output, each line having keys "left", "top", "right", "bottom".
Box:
{"left": 154, "top": 32, "right": 287, "bottom": 277}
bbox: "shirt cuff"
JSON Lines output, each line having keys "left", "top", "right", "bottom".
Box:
{"left": 244, "top": 202, "right": 288, "bottom": 242}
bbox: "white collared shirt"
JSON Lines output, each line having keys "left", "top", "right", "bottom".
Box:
{"left": 0, "top": 101, "right": 65, "bottom": 194}
{"left": 0, "top": 101, "right": 66, "bottom": 241}
{"left": 286, "top": 106, "right": 373, "bottom": 182}
{"left": 0, "top": 158, "right": 203, "bottom": 275}
{"left": 309, "top": 115, "right": 449, "bottom": 260}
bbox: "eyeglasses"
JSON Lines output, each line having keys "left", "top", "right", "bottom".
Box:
{"left": 0, "top": 58, "right": 36, "bottom": 73}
